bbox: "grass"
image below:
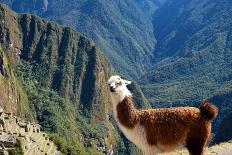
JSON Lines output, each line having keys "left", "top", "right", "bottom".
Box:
{"left": 160, "top": 141, "right": 232, "bottom": 155}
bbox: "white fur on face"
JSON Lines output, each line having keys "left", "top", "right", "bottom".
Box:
{"left": 107, "top": 75, "right": 132, "bottom": 103}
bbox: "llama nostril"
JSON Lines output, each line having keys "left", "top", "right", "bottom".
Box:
{"left": 110, "top": 86, "right": 115, "bottom": 92}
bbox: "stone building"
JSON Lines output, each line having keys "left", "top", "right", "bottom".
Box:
{"left": 0, "top": 133, "right": 17, "bottom": 147}
{"left": 0, "top": 144, "right": 8, "bottom": 155}
{"left": 18, "top": 122, "right": 31, "bottom": 132}
{"left": 4, "top": 113, "right": 12, "bottom": 119}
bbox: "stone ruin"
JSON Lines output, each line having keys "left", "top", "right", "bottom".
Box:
{"left": 18, "top": 121, "right": 41, "bottom": 133}
{"left": 0, "top": 143, "right": 8, "bottom": 155}
{"left": 0, "top": 108, "right": 41, "bottom": 153}
{"left": 0, "top": 107, "right": 60, "bottom": 154}
{"left": 0, "top": 132, "right": 17, "bottom": 148}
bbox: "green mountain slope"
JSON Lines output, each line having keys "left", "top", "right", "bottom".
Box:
{"left": 0, "top": 3, "right": 112, "bottom": 154}
{"left": 0, "top": 46, "right": 31, "bottom": 119}
{"left": 142, "top": 0, "right": 232, "bottom": 101}
{"left": 214, "top": 112, "right": 232, "bottom": 144}
{"left": 0, "top": 0, "right": 159, "bottom": 78}
{"left": 0, "top": 5, "right": 32, "bottom": 119}
{"left": 0, "top": 3, "right": 150, "bottom": 154}
{"left": 2, "top": 0, "right": 232, "bottom": 151}
{"left": 153, "top": 0, "right": 217, "bottom": 59}
{"left": 140, "top": 0, "right": 232, "bottom": 142}
{"left": 209, "top": 92, "right": 232, "bottom": 144}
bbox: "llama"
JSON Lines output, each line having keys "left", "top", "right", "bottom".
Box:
{"left": 107, "top": 75, "right": 218, "bottom": 155}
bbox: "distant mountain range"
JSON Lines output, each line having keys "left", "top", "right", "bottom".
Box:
{"left": 142, "top": 0, "right": 232, "bottom": 103}
{"left": 1, "top": 0, "right": 232, "bottom": 152}
{"left": 0, "top": 0, "right": 164, "bottom": 78}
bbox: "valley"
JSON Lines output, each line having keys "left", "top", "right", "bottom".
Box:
{"left": 0, "top": 0, "right": 232, "bottom": 154}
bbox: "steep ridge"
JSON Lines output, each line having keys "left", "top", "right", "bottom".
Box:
{"left": 0, "top": 0, "right": 159, "bottom": 78}
{"left": 17, "top": 13, "right": 112, "bottom": 117}
{"left": 0, "top": 46, "right": 31, "bottom": 119}
{"left": 0, "top": 3, "right": 112, "bottom": 154}
{"left": 0, "top": 4, "right": 31, "bottom": 119}
{"left": 0, "top": 3, "right": 150, "bottom": 154}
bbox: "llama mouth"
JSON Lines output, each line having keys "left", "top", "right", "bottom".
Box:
{"left": 110, "top": 88, "right": 116, "bottom": 92}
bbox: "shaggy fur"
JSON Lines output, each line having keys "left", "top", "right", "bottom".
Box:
{"left": 117, "top": 96, "right": 139, "bottom": 128}
{"left": 108, "top": 75, "right": 218, "bottom": 155}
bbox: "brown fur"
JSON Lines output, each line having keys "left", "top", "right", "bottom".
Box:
{"left": 117, "top": 96, "right": 217, "bottom": 155}
{"left": 116, "top": 96, "right": 139, "bottom": 128}
{"left": 200, "top": 101, "right": 218, "bottom": 120}
{"left": 140, "top": 107, "right": 200, "bottom": 146}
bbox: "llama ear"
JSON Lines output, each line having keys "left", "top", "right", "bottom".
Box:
{"left": 123, "top": 80, "right": 131, "bottom": 85}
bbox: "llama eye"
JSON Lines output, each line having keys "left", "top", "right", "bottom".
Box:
{"left": 117, "top": 82, "right": 122, "bottom": 85}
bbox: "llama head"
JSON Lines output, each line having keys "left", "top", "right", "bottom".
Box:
{"left": 107, "top": 75, "right": 132, "bottom": 101}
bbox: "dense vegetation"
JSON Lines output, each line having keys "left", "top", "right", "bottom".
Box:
{"left": 1, "top": 0, "right": 232, "bottom": 152}
{"left": 0, "top": 0, "right": 163, "bottom": 78}
{"left": 0, "top": 3, "right": 151, "bottom": 154}
{"left": 0, "top": 3, "right": 113, "bottom": 153}
{"left": 140, "top": 0, "right": 232, "bottom": 142}
{"left": 214, "top": 111, "right": 232, "bottom": 144}
{"left": 209, "top": 92, "right": 232, "bottom": 144}
{"left": 0, "top": 45, "right": 31, "bottom": 119}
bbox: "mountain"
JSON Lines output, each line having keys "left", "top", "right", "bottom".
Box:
{"left": 214, "top": 112, "right": 232, "bottom": 144}
{"left": 0, "top": 46, "right": 31, "bottom": 119}
{"left": 209, "top": 92, "right": 232, "bottom": 144}
{"left": 140, "top": 0, "right": 232, "bottom": 141}
{"left": 0, "top": 3, "right": 112, "bottom": 154}
{"left": 0, "top": 6, "right": 32, "bottom": 119}
{"left": 0, "top": 0, "right": 162, "bottom": 78}
{"left": 2, "top": 0, "right": 232, "bottom": 151}
{"left": 141, "top": 0, "right": 232, "bottom": 105}
{"left": 0, "top": 3, "right": 150, "bottom": 154}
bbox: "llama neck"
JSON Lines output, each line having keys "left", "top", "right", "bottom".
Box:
{"left": 110, "top": 86, "right": 132, "bottom": 104}
{"left": 114, "top": 96, "right": 139, "bottom": 128}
